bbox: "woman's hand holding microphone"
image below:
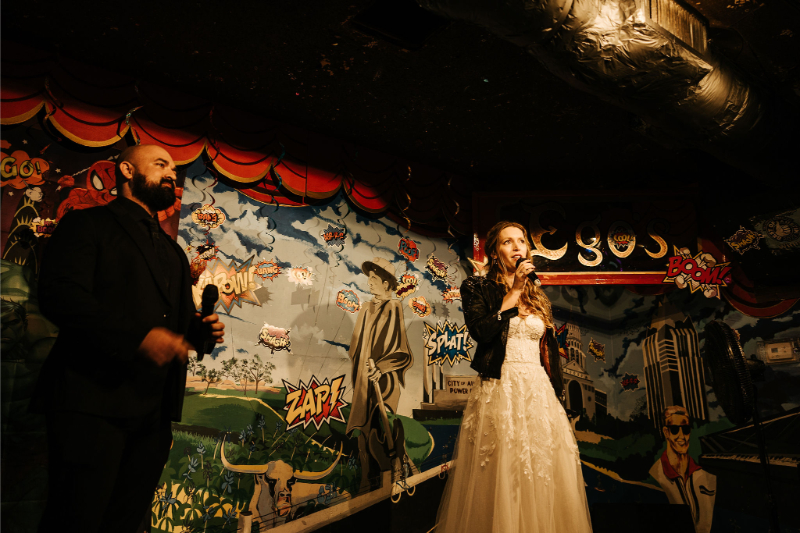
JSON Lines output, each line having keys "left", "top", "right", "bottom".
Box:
{"left": 514, "top": 257, "right": 541, "bottom": 290}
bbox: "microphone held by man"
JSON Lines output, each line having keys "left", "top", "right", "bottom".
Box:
{"left": 198, "top": 283, "right": 220, "bottom": 361}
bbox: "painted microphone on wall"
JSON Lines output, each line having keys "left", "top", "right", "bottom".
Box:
{"left": 198, "top": 284, "right": 219, "bottom": 361}
{"left": 516, "top": 257, "right": 542, "bottom": 286}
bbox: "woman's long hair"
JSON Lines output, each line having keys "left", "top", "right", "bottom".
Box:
{"left": 485, "top": 221, "right": 555, "bottom": 330}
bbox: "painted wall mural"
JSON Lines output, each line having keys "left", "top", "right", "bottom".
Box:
{"left": 543, "top": 285, "right": 800, "bottom": 533}
{"left": 164, "top": 164, "right": 800, "bottom": 532}
{"left": 2, "top": 118, "right": 799, "bottom": 533}
{"left": 156, "top": 159, "right": 470, "bottom": 532}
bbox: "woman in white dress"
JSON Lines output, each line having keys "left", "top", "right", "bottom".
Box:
{"left": 436, "top": 221, "right": 593, "bottom": 533}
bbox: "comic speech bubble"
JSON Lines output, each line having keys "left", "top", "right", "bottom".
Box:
{"left": 286, "top": 266, "right": 314, "bottom": 286}
{"left": 663, "top": 246, "right": 731, "bottom": 299}
{"left": 396, "top": 273, "right": 419, "bottom": 299}
{"left": 426, "top": 255, "right": 448, "bottom": 280}
{"left": 192, "top": 256, "right": 261, "bottom": 314}
{"left": 336, "top": 289, "right": 360, "bottom": 313}
{"left": 1, "top": 150, "right": 49, "bottom": 189}
{"left": 588, "top": 338, "right": 605, "bottom": 363}
{"left": 724, "top": 226, "right": 762, "bottom": 255}
{"left": 409, "top": 296, "right": 432, "bottom": 318}
{"left": 256, "top": 323, "right": 292, "bottom": 354}
{"left": 320, "top": 224, "right": 347, "bottom": 247}
{"left": 398, "top": 237, "right": 420, "bottom": 262}
{"left": 32, "top": 217, "right": 57, "bottom": 238}
{"left": 620, "top": 373, "right": 640, "bottom": 392}
{"left": 254, "top": 259, "right": 282, "bottom": 281}
{"left": 191, "top": 204, "right": 226, "bottom": 230}
{"left": 442, "top": 285, "right": 461, "bottom": 303}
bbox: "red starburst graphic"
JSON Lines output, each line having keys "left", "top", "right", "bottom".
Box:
{"left": 282, "top": 375, "right": 349, "bottom": 430}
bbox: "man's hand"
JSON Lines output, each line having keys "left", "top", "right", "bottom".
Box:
{"left": 197, "top": 313, "right": 225, "bottom": 344}
{"left": 367, "top": 358, "right": 382, "bottom": 385}
{"left": 200, "top": 312, "right": 226, "bottom": 344}
{"left": 139, "top": 327, "right": 192, "bottom": 366}
{"left": 187, "top": 312, "right": 226, "bottom": 353}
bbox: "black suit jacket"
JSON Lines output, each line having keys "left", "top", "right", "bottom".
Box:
{"left": 31, "top": 199, "right": 195, "bottom": 421}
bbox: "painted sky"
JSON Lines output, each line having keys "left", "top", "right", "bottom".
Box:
{"left": 549, "top": 284, "right": 800, "bottom": 421}
{"left": 178, "top": 158, "right": 800, "bottom": 423}
{"left": 178, "top": 159, "right": 469, "bottom": 417}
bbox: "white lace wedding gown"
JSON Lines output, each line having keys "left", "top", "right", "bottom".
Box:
{"left": 436, "top": 315, "right": 593, "bottom": 533}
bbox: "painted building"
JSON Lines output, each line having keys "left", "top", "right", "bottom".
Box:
{"left": 642, "top": 301, "right": 709, "bottom": 427}
{"left": 595, "top": 389, "right": 608, "bottom": 418}
{"left": 562, "top": 322, "right": 596, "bottom": 419}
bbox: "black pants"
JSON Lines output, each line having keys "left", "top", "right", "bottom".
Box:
{"left": 38, "top": 409, "right": 172, "bottom": 533}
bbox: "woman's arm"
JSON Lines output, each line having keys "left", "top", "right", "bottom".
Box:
{"left": 499, "top": 258, "right": 532, "bottom": 312}
{"left": 461, "top": 277, "right": 518, "bottom": 345}
{"left": 499, "top": 287, "right": 523, "bottom": 312}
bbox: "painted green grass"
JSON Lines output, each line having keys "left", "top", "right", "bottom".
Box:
{"left": 178, "top": 392, "right": 348, "bottom": 442}
{"left": 177, "top": 394, "right": 433, "bottom": 468}
{"left": 155, "top": 413, "right": 361, "bottom": 532}
{"left": 172, "top": 430, "right": 217, "bottom": 448}
{"left": 391, "top": 413, "right": 433, "bottom": 468}
{"left": 579, "top": 432, "right": 659, "bottom": 463}
{"left": 192, "top": 385, "right": 285, "bottom": 403}
{"left": 152, "top": 390, "right": 435, "bottom": 532}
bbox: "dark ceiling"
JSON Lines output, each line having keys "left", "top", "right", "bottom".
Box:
{"left": 2, "top": 0, "right": 799, "bottom": 198}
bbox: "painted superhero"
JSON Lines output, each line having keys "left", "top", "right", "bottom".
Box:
{"left": 56, "top": 160, "right": 117, "bottom": 219}
{"left": 56, "top": 158, "right": 183, "bottom": 222}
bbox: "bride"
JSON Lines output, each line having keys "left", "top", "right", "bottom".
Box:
{"left": 436, "top": 221, "right": 593, "bottom": 533}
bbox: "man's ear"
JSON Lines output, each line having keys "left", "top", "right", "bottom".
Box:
{"left": 118, "top": 161, "right": 135, "bottom": 181}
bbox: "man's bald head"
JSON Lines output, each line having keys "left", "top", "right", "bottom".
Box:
{"left": 116, "top": 144, "right": 178, "bottom": 214}
{"left": 116, "top": 145, "right": 174, "bottom": 187}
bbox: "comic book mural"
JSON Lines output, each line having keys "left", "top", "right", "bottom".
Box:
{"left": 0, "top": 120, "right": 469, "bottom": 533}
{"left": 543, "top": 285, "right": 800, "bottom": 533}
{"left": 1, "top": 126, "right": 130, "bottom": 532}
{"left": 149, "top": 158, "right": 469, "bottom": 532}
{"left": 3, "top": 119, "right": 799, "bottom": 533}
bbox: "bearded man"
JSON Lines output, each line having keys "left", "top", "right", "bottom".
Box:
{"left": 31, "top": 145, "right": 225, "bottom": 533}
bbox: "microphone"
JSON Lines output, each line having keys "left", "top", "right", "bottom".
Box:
{"left": 198, "top": 284, "right": 219, "bottom": 361}
{"left": 516, "top": 257, "right": 542, "bottom": 286}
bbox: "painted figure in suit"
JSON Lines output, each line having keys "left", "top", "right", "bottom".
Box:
{"left": 346, "top": 257, "right": 413, "bottom": 492}
{"left": 31, "top": 145, "right": 225, "bottom": 533}
{"left": 649, "top": 405, "right": 717, "bottom": 533}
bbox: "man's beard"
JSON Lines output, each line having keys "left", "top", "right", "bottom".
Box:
{"left": 130, "top": 171, "right": 176, "bottom": 212}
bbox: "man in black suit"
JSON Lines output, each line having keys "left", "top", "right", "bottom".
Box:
{"left": 32, "top": 144, "right": 225, "bottom": 533}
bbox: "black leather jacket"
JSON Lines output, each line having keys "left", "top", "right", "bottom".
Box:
{"left": 461, "top": 275, "right": 565, "bottom": 400}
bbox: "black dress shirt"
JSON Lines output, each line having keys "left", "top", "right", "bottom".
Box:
{"left": 115, "top": 197, "right": 182, "bottom": 332}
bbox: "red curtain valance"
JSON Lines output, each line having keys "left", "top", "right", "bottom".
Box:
{"left": 1, "top": 42, "right": 470, "bottom": 234}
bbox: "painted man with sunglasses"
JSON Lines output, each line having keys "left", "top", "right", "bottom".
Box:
{"left": 649, "top": 405, "right": 717, "bottom": 533}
